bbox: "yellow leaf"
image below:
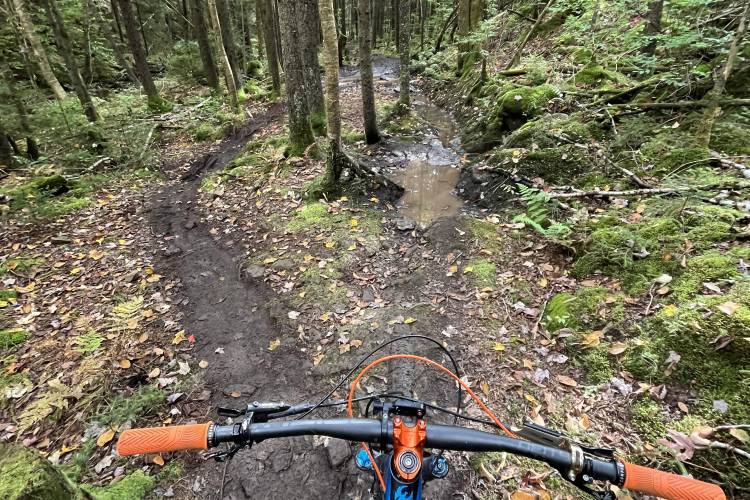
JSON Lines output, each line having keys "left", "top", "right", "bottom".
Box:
{"left": 96, "top": 429, "right": 115, "bottom": 447}
{"left": 325, "top": 241, "right": 336, "bottom": 249}
{"left": 522, "top": 358, "right": 534, "bottom": 369}
{"left": 172, "top": 330, "right": 187, "bottom": 345}
{"left": 448, "top": 265, "right": 458, "bottom": 275}
{"left": 14, "top": 282, "right": 35, "bottom": 294}
{"left": 118, "top": 359, "right": 131, "bottom": 369}
{"left": 463, "top": 266, "right": 474, "bottom": 274}
{"left": 148, "top": 367, "right": 161, "bottom": 378}
{"left": 268, "top": 338, "right": 281, "bottom": 351}
{"left": 313, "top": 353, "right": 325, "bottom": 366}
{"left": 143, "top": 309, "right": 154, "bottom": 318}
{"left": 198, "top": 360, "right": 209, "bottom": 369}
{"left": 663, "top": 304, "right": 678, "bottom": 317}
{"left": 493, "top": 342, "right": 505, "bottom": 351}
{"left": 303, "top": 254, "right": 314, "bottom": 262}
{"left": 152, "top": 455, "right": 165, "bottom": 466}
{"left": 70, "top": 267, "right": 83, "bottom": 275}
{"left": 146, "top": 274, "right": 161, "bottom": 283}
{"left": 263, "top": 257, "right": 277, "bottom": 265}
{"left": 89, "top": 249, "right": 105, "bottom": 261}
{"left": 347, "top": 244, "right": 356, "bottom": 251}
{"left": 581, "top": 330, "right": 603, "bottom": 348}
{"left": 320, "top": 312, "right": 330, "bottom": 322}
{"left": 404, "top": 317, "right": 417, "bottom": 325}
{"left": 350, "top": 218, "right": 359, "bottom": 227}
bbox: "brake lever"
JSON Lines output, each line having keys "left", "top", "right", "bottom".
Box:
{"left": 205, "top": 443, "right": 245, "bottom": 462}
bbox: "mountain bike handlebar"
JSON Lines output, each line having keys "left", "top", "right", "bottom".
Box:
{"left": 117, "top": 419, "right": 726, "bottom": 500}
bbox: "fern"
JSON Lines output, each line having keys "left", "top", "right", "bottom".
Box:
{"left": 108, "top": 296, "right": 144, "bottom": 332}
{"left": 513, "top": 184, "right": 572, "bottom": 239}
{"left": 543, "top": 293, "right": 576, "bottom": 331}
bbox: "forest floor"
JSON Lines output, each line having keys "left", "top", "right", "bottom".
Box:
{"left": 2, "top": 54, "right": 749, "bottom": 500}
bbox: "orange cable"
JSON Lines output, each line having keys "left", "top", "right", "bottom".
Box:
{"left": 346, "top": 354, "right": 516, "bottom": 492}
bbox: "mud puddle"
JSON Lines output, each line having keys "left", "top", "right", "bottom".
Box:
{"left": 391, "top": 96, "right": 464, "bottom": 229}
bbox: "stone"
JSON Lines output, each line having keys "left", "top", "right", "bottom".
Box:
{"left": 325, "top": 439, "right": 351, "bottom": 468}
{"left": 244, "top": 265, "right": 265, "bottom": 279}
{"left": 272, "top": 259, "right": 296, "bottom": 271}
{"left": 396, "top": 218, "right": 416, "bottom": 231}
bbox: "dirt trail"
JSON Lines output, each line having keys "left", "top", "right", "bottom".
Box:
{"left": 149, "top": 107, "right": 358, "bottom": 499}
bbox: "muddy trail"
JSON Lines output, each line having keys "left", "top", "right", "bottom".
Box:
{"left": 149, "top": 105, "right": 358, "bottom": 499}
{"left": 146, "top": 61, "right": 474, "bottom": 498}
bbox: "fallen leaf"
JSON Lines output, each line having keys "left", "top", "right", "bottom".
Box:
{"left": 198, "top": 360, "right": 209, "bottom": 369}
{"left": 269, "top": 338, "right": 281, "bottom": 351}
{"left": 118, "top": 359, "right": 131, "bottom": 369}
{"left": 350, "top": 218, "right": 359, "bottom": 227}
{"left": 320, "top": 312, "right": 330, "bottom": 322}
{"left": 655, "top": 274, "right": 672, "bottom": 285}
{"left": 717, "top": 301, "right": 739, "bottom": 316}
{"left": 148, "top": 367, "right": 161, "bottom": 378}
{"left": 177, "top": 361, "right": 190, "bottom": 375}
{"left": 608, "top": 342, "right": 628, "bottom": 355}
{"left": 96, "top": 429, "right": 115, "bottom": 447}
{"left": 493, "top": 342, "right": 505, "bottom": 351}
{"left": 230, "top": 391, "right": 241, "bottom": 398}
{"left": 677, "top": 402, "right": 689, "bottom": 413}
{"left": 556, "top": 375, "right": 578, "bottom": 387}
{"left": 288, "top": 311, "right": 300, "bottom": 320}
{"left": 581, "top": 330, "right": 603, "bottom": 348}
{"left": 152, "top": 455, "right": 165, "bottom": 466}
{"left": 729, "top": 428, "right": 750, "bottom": 444}
{"left": 172, "top": 330, "right": 186, "bottom": 345}
{"left": 404, "top": 317, "right": 417, "bottom": 325}
{"left": 89, "top": 249, "right": 105, "bottom": 261}
{"left": 463, "top": 266, "right": 474, "bottom": 274}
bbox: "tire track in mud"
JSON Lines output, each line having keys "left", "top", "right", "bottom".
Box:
{"left": 148, "top": 106, "right": 356, "bottom": 499}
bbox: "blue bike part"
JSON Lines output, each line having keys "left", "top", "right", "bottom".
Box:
{"left": 356, "top": 447, "right": 375, "bottom": 471}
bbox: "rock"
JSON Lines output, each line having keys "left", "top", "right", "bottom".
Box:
{"left": 272, "top": 259, "right": 296, "bottom": 271}
{"left": 395, "top": 218, "right": 416, "bottom": 231}
{"left": 362, "top": 288, "right": 375, "bottom": 303}
{"left": 164, "top": 245, "right": 182, "bottom": 257}
{"left": 244, "top": 265, "right": 265, "bottom": 279}
{"left": 0, "top": 442, "right": 92, "bottom": 499}
{"left": 50, "top": 235, "right": 73, "bottom": 245}
{"left": 325, "top": 439, "right": 351, "bottom": 468}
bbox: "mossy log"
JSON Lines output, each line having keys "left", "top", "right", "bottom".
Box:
{"left": 0, "top": 443, "right": 93, "bottom": 499}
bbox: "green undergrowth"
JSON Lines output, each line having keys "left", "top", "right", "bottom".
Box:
{"left": 544, "top": 286, "right": 625, "bottom": 332}
{"left": 467, "top": 258, "right": 496, "bottom": 288}
{"left": 94, "top": 385, "right": 165, "bottom": 430}
{"left": 0, "top": 329, "right": 29, "bottom": 349}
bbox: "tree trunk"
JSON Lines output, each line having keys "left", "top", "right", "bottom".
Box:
{"left": 337, "top": 0, "right": 347, "bottom": 66}
{"left": 10, "top": 0, "right": 67, "bottom": 101}
{"left": 434, "top": 5, "right": 456, "bottom": 53}
{"left": 300, "top": 0, "right": 327, "bottom": 135}
{"left": 0, "top": 124, "right": 15, "bottom": 168}
{"left": 257, "top": 0, "right": 281, "bottom": 93}
{"left": 134, "top": 0, "right": 149, "bottom": 56}
{"left": 94, "top": 0, "right": 140, "bottom": 84}
{"left": 44, "top": 0, "right": 100, "bottom": 122}
{"left": 118, "top": 0, "right": 165, "bottom": 109}
{"left": 215, "top": 0, "right": 243, "bottom": 88}
{"left": 397, "top": 0, "right": 410, "bottom": 112}
{"left": 277, "top": 0, "right": 314, "bottom": 154}
{"left": 505, "top": 0, "right": 553, "bottom": 70}
{"left": 207, "top": 0, "right": 240, "bottom": 110}
{"left": 641, "top": 0, "right": 664, "bottom": 56}
{"left": 111, "top": 0, "right": 126, "bottom": 41}
{"left": 696, "top": 2, "right": 749, "bottom": 148}
{"left": 319, "top": 0, "right": 341, "bottom": 151}
{"left": 191, "top": 0, "right": 221, "bottom": 90}
{"left": 1, "top": 52, "right": 40, "bottom": 160}
{"left": 457, "top": 0, "right": 484, "bottom": 72}
{"left": 358, "top": 0, "right": 380, "bottom": 144}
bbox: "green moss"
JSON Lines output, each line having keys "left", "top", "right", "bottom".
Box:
{"left": 631, "top": 398, "right": 667, "bottom": 443}
{"left": 287, "top": 202, "right": 381, "bottom": 242}
{"left": 710, "top": 120, "right": 750, "bottom": 155}
{"left": 0, "top": 443, "right": 90, "bottom": 499}
{"left": 497, "top": 84, "right": 559, "bottom": 117}
{"left": 571, "top": 47, "right": 594, "bottom": 64}
{"left": 671, "top": 253, "right": 740, "bottom": 299}
{"left": 571, "top": 64, "right": 627, "bottom": 86}
{"left": 579, "top": 344, "right": 615, "bottom": 385}
{"left": 295, "top": 264, "right": 346, "bottom": 309}
{"left": 288, "top": 202, "right": 330, "bottom": 230}
{"left": 193, "top": 123, "right": 222, "bottom": 141}
{"left": 87, "top": 470, "right": 155, "bottom": 500}
{"left": 504, "top": 113, "right": 604, "bottom": 149}
{"left": 310, "top": 112, "right": 327, "bottom": 137}
{"left": 468, "top": 259, "right": 497, "bottom": 288}
{"left": 0, "top": 329, "right": 29, "bottom": 349}
{"left": 670, "top": 415, "right": 706, "bottom": 435}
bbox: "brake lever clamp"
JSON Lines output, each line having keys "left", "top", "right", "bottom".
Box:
{"left": 205, "top": 443, "right": 246, "bottom": 462}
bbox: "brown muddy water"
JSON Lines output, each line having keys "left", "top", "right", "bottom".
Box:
{"left": 393, "top": 96, "right": 463, "bottom": 228}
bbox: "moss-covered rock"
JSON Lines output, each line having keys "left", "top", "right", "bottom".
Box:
{"left": 579, "top": 344, "right": 615, "bottom": 385}
{"left": 504, "top": 113, "right": 604, "bottom": 149}
{"left": 467, "top": 258, "right": 497, "bottom": 288}
{"left": 671, "top": 252, "right": 740, "bottom": 300}
{"left": 631, "top": 398, "right": 667, "bottom": 443}
{"left": 0, "top": 443, "right": 92, "bottom": 499}
{"left": 570, "top": 64, "right": 627, "bottom": 86}
{"left": 85, "top": 470, "right": 155, "bottom": 500}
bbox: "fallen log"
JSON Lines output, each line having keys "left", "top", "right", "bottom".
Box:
{"left": 607, "top": 98, "right": 750, "bottom": 110}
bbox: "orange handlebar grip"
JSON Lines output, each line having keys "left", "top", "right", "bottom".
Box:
{"left": 623, "top": 462, "right": 726, "bottom": 500}
{"left": 117, "top": 422, "right": 211, "bottom": 456}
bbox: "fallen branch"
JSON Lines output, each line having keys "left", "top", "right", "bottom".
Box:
{"left": 548, "top": 187, "right": 689, "bottom": 199}
{"left": 607, "top": 98, "right": 750, "bottom": 111}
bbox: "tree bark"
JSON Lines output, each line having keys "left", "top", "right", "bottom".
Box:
{"left": 257, "top": 0, "right": 280, "bottom": 93}
{"left": 44, "top": 0, "right": 100, "bottom": 122}
{"left": 0, "top": 124, "right": 15, "bottom": 168}
{"left": 10, "top": 0, "right": 66, "bottom": 101}
{"left": 695, "top": 2, "right": 749, "bottom": 147}
{"left": 457, "top": 0, "right": 484, "bottom": 72}
{"left": 319, "top": 0, "right": 341, "bottom": 152}
{"left": 641, "top": 0, "right": 664, "bottom": 56}
{"left": 191, "top": 0, "right": 221, "bottom": 90}
{"left": 207, "top": 0, "right": 239, "bottom": 110}
{"left": 505, "top": 0, "right": 554, "bottom": 70}
{"left": 358, "top": 0, "right": 380, "bottom": 144}
{"left": 299, "top": 0, "right": 327, "bottom": 135}
{"left": 215, "top": 0, "right": 243, "bottom": 88}
{"left": 277, "top": 0, "right": 314, "bottom": 154}
{"left": 337, "top": 0, "right": 347, "bottom": 66}
{"left": 134, "top": 0, "right": 149, "bottom": 56}
{"left": 118, "top": 0, "right": 165, "bottom": 109}
{"left": 434, "top": 5, "right": 456, "bottom": 53}
{"left": 397, "top": 0, "right": 411, "bottom": 112}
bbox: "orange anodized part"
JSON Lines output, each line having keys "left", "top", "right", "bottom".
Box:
{"left": 392, "top": 416, "right": 427, "bottom": 482}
